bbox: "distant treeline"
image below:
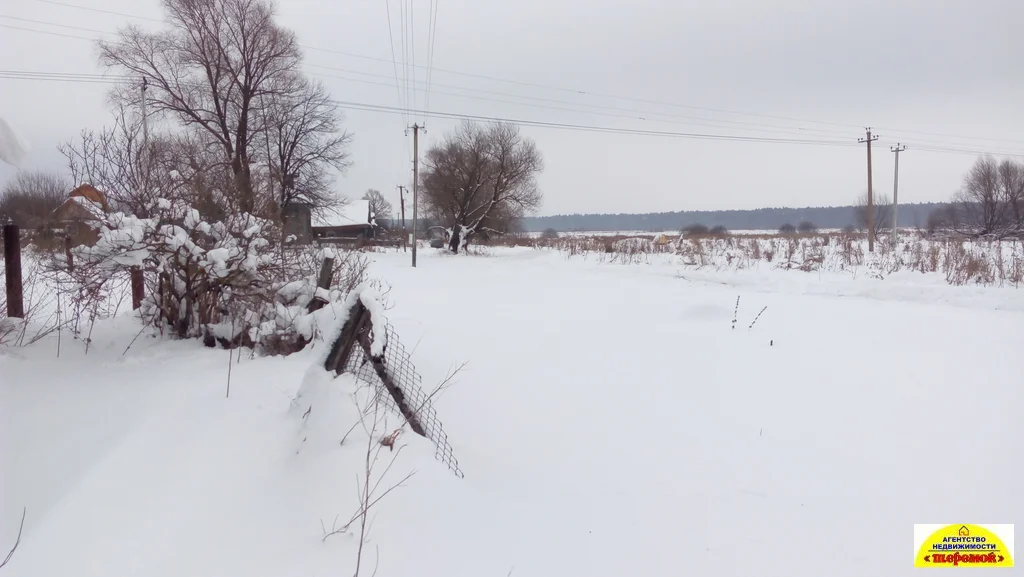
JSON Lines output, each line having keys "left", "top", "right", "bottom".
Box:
{"left": 520, "top": 203, "right": 945, "bottom": 233}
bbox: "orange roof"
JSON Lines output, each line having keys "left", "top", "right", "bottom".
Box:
{"left": 69, "top": 184, "right": 110, "bottom": 211}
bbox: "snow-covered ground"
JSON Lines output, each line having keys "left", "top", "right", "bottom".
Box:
{"left": 1, "top": 247, "right": 1021, "bottom": 576}
{"left": 525, "top": 228, "right": 847, "bottom": 237}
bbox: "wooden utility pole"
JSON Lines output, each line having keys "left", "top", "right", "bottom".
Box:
{"left": 859, "top": 128, "right": 880, "bottom": 252}
{"left": 397, "top": 185, "right": 408, "bottom": 252}
{"left": 133, "top": 78, "right": 150, "bottom": 310}
{"left": 891, "top": 143, "right": 907, "bottom": 246}
{"left": 397, "top": 185, "right": 407, "bottom": 229}
{"left": 411, "top": 124, "right": 422, "bottom": 268}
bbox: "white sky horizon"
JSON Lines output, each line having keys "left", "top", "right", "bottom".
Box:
{"left": 2, "top": 0, "right": 1023, "bottom": 217}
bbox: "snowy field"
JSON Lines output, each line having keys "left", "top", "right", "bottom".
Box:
{"left": 1, "top": 246, "right": 1021, "bottom": 576}
{"left": 524, "top": 228, "right": 847, "bottom": 237}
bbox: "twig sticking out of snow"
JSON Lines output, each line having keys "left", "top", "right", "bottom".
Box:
{"left": 0, "top": 507, "right": 26, "bottom": 569}
{"left": 320, "top": 399, "right": 415, "bottom": 577}
{"left": 731, "top": 295, "right": 740, "bottom": 329}
{"left": 748, "top": 306, "right": 768, "bottom": 330}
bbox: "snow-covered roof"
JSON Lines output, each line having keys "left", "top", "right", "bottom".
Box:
{"left": 313, "top": 199, "right": 372, "bottom": 228}
{"left": 54, "top": 195, "right": 106, "bottom": 221}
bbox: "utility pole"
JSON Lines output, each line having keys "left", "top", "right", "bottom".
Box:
{"left": 890, "top": 143, "right": 907, "bottom": 246}
{"left": 134, "top": 77, "right": 151, "bottom": 310}
{"left": 858, "top": 128, "right": 880, "bottom": 252}
{"left": 140, "top": 77, "right": 152, "bottom": 191}
{"left": 397, "top": 185, "right": 407, "bottom": 229}
{"left": 397, "top": 185, "right": 407, "bottom": 252}
{"left": 410, "top": 124, "right": 422, "bottom": 267}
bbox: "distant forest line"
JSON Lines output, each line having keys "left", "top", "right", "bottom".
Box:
{"left": 519, "top": 203, "right": 946, "bottom": 233}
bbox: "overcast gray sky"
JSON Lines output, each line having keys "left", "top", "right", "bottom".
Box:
{"left": 2, "top": 0, "right": 1023, "bottom": 216}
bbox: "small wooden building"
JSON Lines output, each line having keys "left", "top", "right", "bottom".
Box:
{"left": 311, "top": 199, "right": 379, "bottom": 243}
{"left": 50, "top": 184, "right": 110, "bottom": 247}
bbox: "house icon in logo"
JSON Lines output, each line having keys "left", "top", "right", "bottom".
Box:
{"left": 959, "top": 526, "right": 970, "bottom": 537}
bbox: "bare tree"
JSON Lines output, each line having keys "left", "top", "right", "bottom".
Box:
{"left": 262, "top": 76, "right": 352, "bottom": 218}
{"left": 797, "top": 221, "right": 817, "bottom": 233}
{"left": 953, "top": 156, "right": 1024, "bottom": 237}
{"left": 926, "top": 204, "right": 959, "bottom": 235}
{"left": 997, "top": 158, "right": 1024, "bottom": 231}
{"left": 98, "top": 0, "right": 303, "bottom": 213}
{"left": 362, "top": 188, "right": 393, "bottom": 221}
{"left": 681, "top": 223, "right": 709, "bottom": 236}
{"left": 854, "top": 191, "right": 893, "bottom": 240}
{"left": 420, "top": 121, "right": 543, "bottom": 253}
{"left": 0, "top": 170, "right": 69, "bottom": 228}
{"left": 58, "top": 105, "right": 163, "bottom": 216}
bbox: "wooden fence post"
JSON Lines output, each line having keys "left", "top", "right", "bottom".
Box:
{"left": 307, "top": 256, "right": 334, "bottom": 313}
{"left": 130, "top": 267, "right": 145, "bottom": 310}
{"left": 3, "top": 223, "right": 24, "bottom": 318}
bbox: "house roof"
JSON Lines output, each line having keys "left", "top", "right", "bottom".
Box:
{"left": 52, "top": 184, "right": 109, "bottom": 222}
{"left": 312, "top": 199, "right": 372, "bottom": 228}
{"left": 68, "top": 184, "right": 110, "bottom": 211}
{"left": 53, "top": 195, "right": 106, "bottom": 222}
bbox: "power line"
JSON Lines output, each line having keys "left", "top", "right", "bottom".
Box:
{"left": 424, "top": 0, "right": 439, "bottom": 119}
{"left": 0, "top": 23, "right": 100, "bottom": 41}
{"left": 382, "top": 0, "right": 406, "bottom": 126}
{"left": 0, "top": 15, "right": 113, "bottom": 36}
{"left": 0, "top": 67, "right": 858, "bottom": 140}
{"left": 4, "top": 12, "right": 854, "bottom": 138}
{"left": 7, "top": 69, "right": 1024, "bottom": 159}
{"left": 16, "top": 0, "right": 869, "bottom": 131}
{"left": 0, "top": 17, "right": 891, "bottom": 142}
{"left": 301, "top": 63, "right": 854, "bottom": 138}
{"left": 12, "top": 4, "right": 1024, "bottom": 149}
{"left": 12, "top": 65, "right": 1024, "bottom": 155}
{"left": 5, "top": 14, "right": 1024, "bottom": 158}
{"left": 0, "top": 15, "right": 862, "bottom": 139}
{"left": 398, "top": 0, "right": 409, "bottom": 124}
{"left": 29, "top": 0, "right": 162, "bottom": 22}
{"left": 408, "top": 0, "right": 417, "bottom": 121}
{"left": 0, "top": 69, "right": 856, "bottom": 145}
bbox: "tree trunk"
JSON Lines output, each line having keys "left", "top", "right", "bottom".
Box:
{"left": 231, "top": 155, "right": 255, "bottom": 214}
{"left": 448, "top": 225, "right": 462, "bottom": 254}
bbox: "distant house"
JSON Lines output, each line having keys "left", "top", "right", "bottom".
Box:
{"left": 282, "top": 202, "right": 314, "bottom": 245}
{"left": 50, "top": 184, "right": 110, "bottom": 246}
{"left": 310, "top": 199, "right": 380, "bottom": 243}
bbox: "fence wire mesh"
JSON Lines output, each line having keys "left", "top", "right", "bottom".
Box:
{"left": 344, "top": 315, "right": 464, "bottom": 479}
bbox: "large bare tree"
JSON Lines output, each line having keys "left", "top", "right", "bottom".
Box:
{"left": 98, "top": 0, "right": 303, "bottom": 213}
{"left": 854, "top": 191, "right": 893, "bottom": 241}
{"left": 361, "top": 188, "right": 392, "bottom": 221}
{"left": 261, "top": 76, "right": 351, "bottom": 218}
{"left": 420, "top": 121, "right": 543, "bottom": 253}
{"left": 952, "top": 156, "right": 1024, "bottom": 237}
{"left": 0, "top": 170, "right": 69, "bottom": 228}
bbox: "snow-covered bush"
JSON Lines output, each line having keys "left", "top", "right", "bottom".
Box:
{"left": 50, "top": 197, "right": 372, "bottom": 353}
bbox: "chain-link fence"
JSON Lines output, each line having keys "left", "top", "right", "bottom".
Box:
{"left": 327, "top": 298, "right": 463, "bottom": 478}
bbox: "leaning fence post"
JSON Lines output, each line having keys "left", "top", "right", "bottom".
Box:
{"left": 307, "top": 256, "right": 334, "bottom": 313}
{"left": 3, "top": 223, "right": 24, "bottom": 318}
{"left": 130, "top": 267, "right": 145, "bottom": 310}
